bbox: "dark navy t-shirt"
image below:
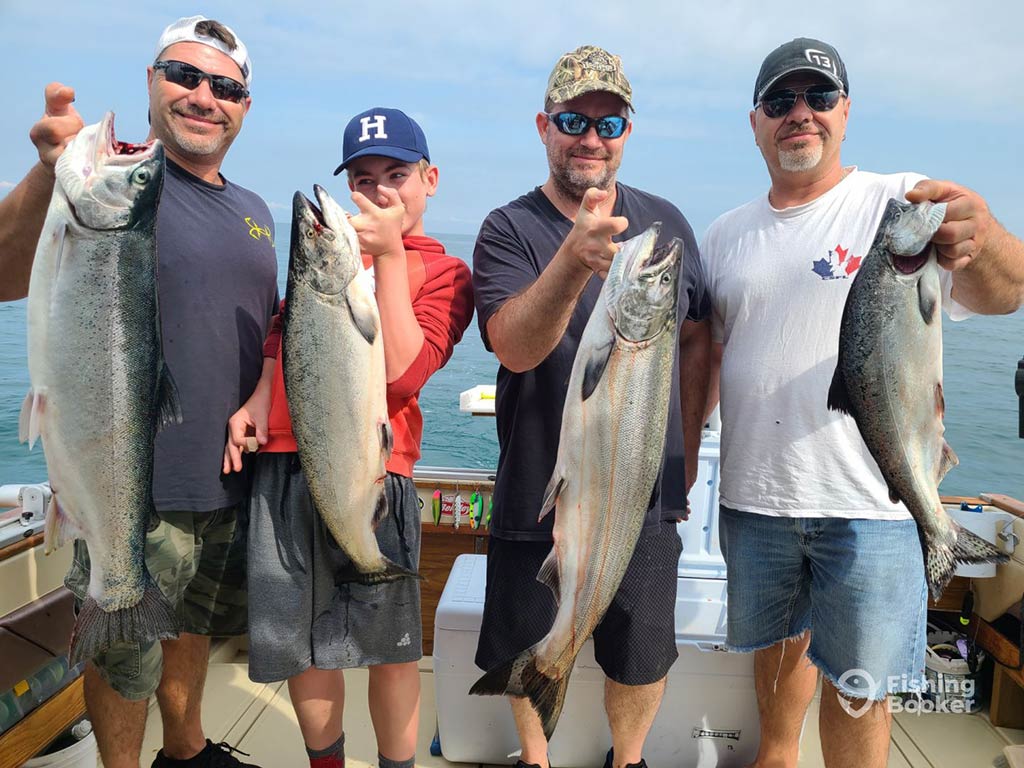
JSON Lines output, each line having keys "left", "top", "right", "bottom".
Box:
{"left": 152, "top": 160, "right": 278, "bottom": 512}
{"left": 472, "top": 184, "right": 709, "bottom": 542}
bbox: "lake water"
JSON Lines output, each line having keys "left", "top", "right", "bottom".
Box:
{"left": 1, "top": 230, "right": 1022, "bottom": 501}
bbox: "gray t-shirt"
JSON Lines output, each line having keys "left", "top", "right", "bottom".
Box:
{"left": 152, "top": 160, "right": 278, "bottom": 512}
{"left": 472, "top": 184, "right": 709, "bottom": 541}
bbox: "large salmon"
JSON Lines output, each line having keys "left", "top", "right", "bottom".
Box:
{"left": 470, "top": 224, "right": 683, "bottom": 739}
{"left": 828, "top": 198, "right": 1006, "bottom": 599}
{"left": 283, "top": 186, "right": 415, "bottom": 584}
{"left": 21, "top": 112, "right": 180, "bottom": 665}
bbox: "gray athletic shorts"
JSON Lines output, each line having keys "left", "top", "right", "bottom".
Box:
{"left": 247, "top": 453, "right": 422, "bottom": 683}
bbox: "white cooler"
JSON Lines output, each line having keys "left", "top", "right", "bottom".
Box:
{"left": 433, "top": 432, "right": 760, "bottom": 767}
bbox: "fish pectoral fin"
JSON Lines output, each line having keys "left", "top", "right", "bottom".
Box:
{"left": 156, "top": 363, "right": 184, "bottom": 430}
{"left": 581, "top": 338, "right": 614, "bottom": 402}
{"left": 917, "top": 263, "right": 940, "bottom": 324}
{"left": 535, "top": 546, "right": 560, "bottom": 597}
{"left": 19, "top": 389, "right": 45, "bottom": 449}
{"left": 826, "top": 368, "right": 853, "bottom": 416}
{"left": 937, "top": 440, "right": 959, "bottom": 483}
{"left": 347, "top": 291, "right": 379, "bottom": 345}
{"left": 538, "top": 474, "right": 565, "bottom": 523}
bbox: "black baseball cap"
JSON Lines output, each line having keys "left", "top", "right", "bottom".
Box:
{"left": 753, "top": 37, "right": 849, "bottom": 105}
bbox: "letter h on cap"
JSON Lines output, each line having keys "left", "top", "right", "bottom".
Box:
{"left": 359, "top": 115, "right": 388, "bottom": 142}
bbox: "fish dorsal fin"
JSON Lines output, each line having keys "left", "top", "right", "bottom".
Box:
{"left": 156, "top": 363, "right": 184, "bottom": 431}
{"left": 538, "top": 474, "right": 565, "bottom": 523}
{"left": 536, "top": 546, "right": 560, "bottom": 597}
{"left": 917, "top": 257, "right": 940, "bottom": 324}
{"left": 937, "top": 440, "right": 959, "bottom": 483}
{"left": 347, "top": 287, "right": 379, "bottom": 345}
{"left": 581, "top": 337, "right": 614, "bottom": 402}
{"left": 887, "top": 484, "right": 901, "bottom": 505}
{"left": 826, "top": 367, "right": 853, "bottom": 416}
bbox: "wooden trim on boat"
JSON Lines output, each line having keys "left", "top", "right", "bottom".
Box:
{"left": 0, "top": 675, "right": 85, "bottom": 768}
{"left": 0, "top": 532, "right": 44, "bottom": 564}
{"left": 980, "top": 493, "right": 1024, "bottom": 519}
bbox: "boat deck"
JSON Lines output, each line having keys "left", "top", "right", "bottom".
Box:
{"left": 120, "top": 642, "right": 1024, "bottom": 768}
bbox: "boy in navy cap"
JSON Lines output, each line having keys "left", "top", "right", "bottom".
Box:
{"left": 224, "top": 108, "right": 474, "bottom": 768}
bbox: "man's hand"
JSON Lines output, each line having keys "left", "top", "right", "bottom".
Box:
{"left": 564, "top": 187, "right": 629, "bottom": 279}
{"left": 906, "top": 179, "right": 994, "bottom": 272}
{"left": 222, "top": 390, "right": 271, "bottom": 474}
{"left": 350, "top": 186, "right": 406, "bottom": 260}
{"left": 29, "top": 83, "right": 84, "bottom": 170}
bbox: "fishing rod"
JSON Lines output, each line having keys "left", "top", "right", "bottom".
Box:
{"left": 1018, "top": 354, "right": 1024, "bottom": 438}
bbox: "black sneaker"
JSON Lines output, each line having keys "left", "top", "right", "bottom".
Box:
{"left": 603, "top": 748, "right": 647, "bottom": 768}
{"left": 151, "top": 740, "right": 262, "bottom": 768}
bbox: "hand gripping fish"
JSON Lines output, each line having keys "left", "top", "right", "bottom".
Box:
{"left": 284, "top": 186, "right": 416, "bottom": 584}
{"left": 470, "top": 224, "right": 683, "bottom": 739}
{"left": 22, "top": 113, "right": 180, "bottom": 665}
{"left": 828, "top": 198, "right": 1007, "bottom": 599}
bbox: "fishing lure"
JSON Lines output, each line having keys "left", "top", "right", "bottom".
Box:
{"left": 454, "top": 492, "right": 463, "bottom": 530}
{"left": 486, "top": 495, "right": 492, "bottom": 527}
{"left": 469, "top": 491, "right": 482, "bottom": 529}
{"left": 432, "top": 489, "right": 442, "bottom": 526}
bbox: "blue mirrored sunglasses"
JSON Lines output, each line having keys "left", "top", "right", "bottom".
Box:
{"left": 545, "top": 112, "right": 628, "bottom": 139}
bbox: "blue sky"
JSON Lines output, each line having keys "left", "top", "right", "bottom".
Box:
{"left": 2, "top": 1, "right": 1022, "bottom": 240}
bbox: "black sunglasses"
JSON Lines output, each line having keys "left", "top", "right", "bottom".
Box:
{"left": 153, "top": 60, "right": 249, "bottom": 103}
{"left": 757, "top": 85, "right": 844, "bottom": 119}
{"left": 546, "top": 112, "right": 629, "bottom": 139}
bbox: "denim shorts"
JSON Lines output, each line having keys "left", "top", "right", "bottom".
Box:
{"left": 719, "top": 506, "right": 927, "bottom": 700}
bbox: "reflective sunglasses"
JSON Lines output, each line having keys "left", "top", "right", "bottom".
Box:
{"left": 546, "top": 112, "right": 629, "bottom": 139}
{"left": 153, "top": 60, "right": 249, "bottom": 103}
{"left": 757, "top": 85, "right": 844, "bottom": 119}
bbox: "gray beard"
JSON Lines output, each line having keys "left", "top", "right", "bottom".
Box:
{"left": 778, "top": 142, "right": 823, "bottom": 172}
{"left": 550, "top": 165, "right": 616, "bottom": 206}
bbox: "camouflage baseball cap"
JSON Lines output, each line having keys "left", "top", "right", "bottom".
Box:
{"left": 545, "top": 45, "right": 634, "bottom": 112}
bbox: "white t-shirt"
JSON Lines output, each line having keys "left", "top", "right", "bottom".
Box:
{"left": 700, "top": 169, "right": 963, "bottom": 519}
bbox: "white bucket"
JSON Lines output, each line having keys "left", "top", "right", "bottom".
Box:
{"left": 924, "top": 629, "right": 984, "bottom": 714}
{"left": 23, "top": 721, "right": 97, "bottom": 768}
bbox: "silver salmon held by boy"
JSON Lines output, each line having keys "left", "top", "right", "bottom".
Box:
{"left": 470, "top": 224, "right": 683, "bottom": 739}
{"left": 283, "top": 186, "right": 415, "bottom": 584}
{"left": 21, "top": 113, "right": 180, "bottom": 665}
{"left": 827, "top": 198, "right": 1006, "bottom": 599}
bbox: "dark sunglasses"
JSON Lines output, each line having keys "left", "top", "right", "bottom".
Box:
{"left": 757, "top": 85, "right": 844, "bottom": 119}
{"left": 153, "top": 60, "right": 249, "bottom": 103}
{"left": 546, "top": 112, "right": 629, "bottom": 139}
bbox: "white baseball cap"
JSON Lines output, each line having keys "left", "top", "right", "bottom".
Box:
{"left": 154, "top": 15, "right": 252, "bottom": 88}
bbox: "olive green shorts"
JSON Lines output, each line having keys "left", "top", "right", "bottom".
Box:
{"left": 64, "top": 505, "right": 247, "bottom": 700}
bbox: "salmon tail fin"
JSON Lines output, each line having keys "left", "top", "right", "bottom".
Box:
{"left": 470, "top": 650, "right": 571, "bottom": 740}
{"left": 69, "top": 576, "right": 179, "bottom": 666}
{"left": 826, "top": 368, "right": 853, "bottom": 416}
{"left": 335, "top": 557, "right": 420, "bottom": 586}
{"left": 925, "top": 524, "right": 1008, "bottom": 600}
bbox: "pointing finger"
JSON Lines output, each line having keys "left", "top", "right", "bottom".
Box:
{"left": 350, "top": 190, "right": 378, "bottom": 214}
{"left": 376, "top": 185, "right": 402, "bottom": 207}
{"left": 581, "top": 187, "right": 609, "bottom": 215}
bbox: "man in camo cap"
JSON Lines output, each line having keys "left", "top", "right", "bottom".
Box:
{"left": 471, "top": 44, "right": 711, "bottom": 768}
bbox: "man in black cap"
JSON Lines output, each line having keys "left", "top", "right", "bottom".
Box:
{"left": 701, "top": 37, "right": 1024, "bottom": 767}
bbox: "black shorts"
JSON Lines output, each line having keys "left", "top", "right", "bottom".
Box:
{"left": 474, "top": 522, "right": 681, "bottom": 686}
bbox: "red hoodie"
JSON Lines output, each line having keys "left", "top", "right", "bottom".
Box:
{"left": 261, "top": 235, "right": 474, "bottom": 477}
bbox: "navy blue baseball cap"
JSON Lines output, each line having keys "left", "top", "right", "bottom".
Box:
{"left": 332, "top": 107, "right": 430, "bottom": 175}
